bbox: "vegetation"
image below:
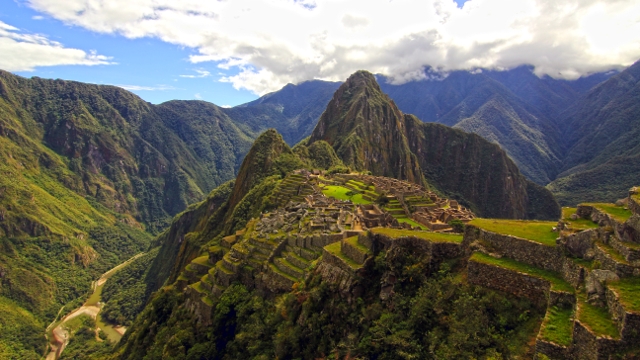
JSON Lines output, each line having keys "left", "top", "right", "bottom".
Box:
{"left": 608, "top": 277, "right": 640, "bottom": 312}
{"left": 469, "top": 218, "right": 559, "bottom": 246}
{"left": 120, "top": 244, "right": 541, "bottom": 359}
{"left": 577, "top": 295, "right": 619, "bottom": 339}
{"left": 539, "top": 305, "right": 574, "bottom": 346}
{"left": 561, "top": 207, "right": 599, "bottom": 230}
{"left": 470, "top": 253, "right": 574, "bottom": 293}
{"left": 582, "top": 203, "right": 633, "bottom": 223}
{"left": 101, "top": 248, "right": 160, "bottom": 327}
{"left": 321, "top": 185, "right": 372, "bottom": 204}
{"left": 371, "top": 227, "right": 464, "bottom": 243}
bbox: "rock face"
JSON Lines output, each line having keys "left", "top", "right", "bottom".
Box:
{"left": 310, "top": 71, "right": 560, "bottom": 220}
{"left": 310, "top": 71, "right": 423, "bottom": 184}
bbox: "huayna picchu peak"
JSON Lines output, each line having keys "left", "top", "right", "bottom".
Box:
{"left": 310, "top": 70, "right": 560, "bottom": 220}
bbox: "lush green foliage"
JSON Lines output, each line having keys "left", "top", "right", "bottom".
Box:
{"left": 121, "top": 244, "right": 541, "bottom": 359}
{"left": 101, "top": 248, "right": 160, "bottom": 326}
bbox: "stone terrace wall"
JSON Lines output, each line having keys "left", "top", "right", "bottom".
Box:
{"left": 369, "top": 233, "right": 465, "bottom": 271}
{"left": 628, "top": 189, "right": 640, "bottom": 216}
{"left": 572, "top": 320, "right": 619, "bottom": 360}
{"left": 606, "top": 287, "right": 640, "bottom": 342}
{"left": 536, "top": 339, "right": 569, "bottom": 360}
{"left": 464, "top": 226, "right": 566, "bottom": 272}
{"left": 467, "top": 260, "right": 550, "bottom": 306}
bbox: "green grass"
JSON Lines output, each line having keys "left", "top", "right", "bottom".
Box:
{"left": 397, "top": 218, "right": 427, "bottom": 230}
{"left": 191, "top": 255, "right": 211, "bottom": 266}
{"left": 608, "top": 277, "right": 640, "bottom": 313}
{"left": 539, "top": 305, "right": 574, "bottom": 346}
{"left": 324, "top": 241, "right": 362, "bottom": 269}
{"left": 562, "top": 207, "right": 599, "bottom": 231}
{"left": 321, "top": 185, "right": 372, "bottom": 204}
{"left": 469, "top": 218, "right": 558, "bottom": 246}
{"left": 582, "top": 203, "right": 633, "bottom": 223}
{"left": 344, "top": 236, "right": 371, "bottom": 255}
{"left": 470, "top": 253, "right": 574, "bottom": 293}
{"left": 577, "top": 295, "right": 619, "bottom": 339}
{"left": 570, "top": 257, "right": 596, "bottom": 270}
{"left": 269, "top": 263, "right": 299, "bottom": 282}
{"left": 371, "top": 227, "right": 463, "bottom": 243}
{"left": 596, "top": 242, "right": 628, "bottom": 264}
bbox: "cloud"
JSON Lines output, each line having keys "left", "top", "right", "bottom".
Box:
{"left": 194, "top": 93, "right": 202, "bottom": 99}
{"left": 25, "top": 0, "right": 640, "bottom": 94}
{"left": 179, "top": 69, "right": 211, "bottom": 78}
{"left": 0, "top": 20, "right": 113, "bottom": 72}
{"left": 114, "top": 84, "right": 175, "bottom": 91}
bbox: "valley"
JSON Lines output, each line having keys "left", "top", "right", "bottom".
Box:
{"left": 0, "top": 62, "right": 638, "bottom": 359}
{"left": 45, "top": 252, "right": 144, "bottom": 359}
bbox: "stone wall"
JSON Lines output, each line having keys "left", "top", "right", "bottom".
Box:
{"left": 628, "top": 190, "right": 640, "bottom": 216}
{"left": 535, "top": 339, "right": 569, "bottom": 360}
{"left": 467, "top": 260, "right": 550, "bottom": 306}
{"left": 572, "top": 320, "right": 619, "bottom": 360}
{"left": 561, "top": 258, "right": 587, "bottom": 289}
{"left": 341, "top": 240, "right": 369, "bottom": 265}
{"left": 606, "top": 286, "right": 640, "bottom": 342}
{"left": 464, "top": 226, "right": 565, "bottom": 272}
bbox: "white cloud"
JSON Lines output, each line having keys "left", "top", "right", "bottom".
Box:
{"left": 114, "top": 84, "right": 175, "bottom": 91}
{"left": 179, "top": 69, "right": 211, "bottom": 78}
{"left": 194, "top": 93, "right": 202, "bottom": 99}
{"left": 0, "top": 20, "right": 112, "bottom": 72}
{"left": 25, "top": 0, "right": 640, "bottom": 94}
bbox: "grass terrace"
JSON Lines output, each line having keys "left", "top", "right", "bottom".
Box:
{"left": 321, "top": 185, "right": 372, "bottom": 205}
{"left": 324, "top": 241, "right": 361, "bottom": 269}
{"left": 269, "top": 263, "right": 299, "bottom": 282}
{"left": 577, "top": 294, "right": 619, "bottom": 339}
{"left": 397, "top": 218, "right": 427, "bottom": 230}
{"left": 371, "top": 227, "right": 463, "bottom": 243}
{"left": 191, "top": 255, "right": 211, "bottom": 266}
{"left": 596, "top": 242, "right": 628, "bottom": 264}
{"left": 344, "top": 235, "right": 371, "bottom": 255}
{"left": 562, "top": 207, "right": 599, "bottom": 231}
{"left": 582, "top": 203, "right": 633, "bottom": 223}
{"left": 469, "top": 218, "right": 558, "bottom": 246}
{"left": 539, "top": 305, "right": 574, "bottom": 346}
{"left": 470, "top": 252, "right": 574, "bottom": 293}
{"left": 608, "top": 277, "right": 640, "bottom": 313}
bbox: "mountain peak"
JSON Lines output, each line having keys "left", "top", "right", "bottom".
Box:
{"left": 309, "top": 70, "right": 423, "bottom": 184}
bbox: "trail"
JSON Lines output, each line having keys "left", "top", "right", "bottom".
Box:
{"left": 45, "top": 252, "right": 145, "bottom": 360}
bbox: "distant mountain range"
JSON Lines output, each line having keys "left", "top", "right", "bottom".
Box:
{"left": 234, "top": 62, "right": 640, "bottom": 205}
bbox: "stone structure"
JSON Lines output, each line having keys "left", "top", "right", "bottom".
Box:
{"left": 178, "top": 179, "right": 640, "bottom": 359}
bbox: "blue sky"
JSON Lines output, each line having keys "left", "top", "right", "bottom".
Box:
{"left": 1, "top": 0, "right": 639, "bottom": 107}
{"left": 1, "top": 0, "right": 257, "bottom": 106}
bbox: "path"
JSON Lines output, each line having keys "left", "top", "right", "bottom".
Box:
{"left": 45, "top": 252, "right": 145, "bottom": 360}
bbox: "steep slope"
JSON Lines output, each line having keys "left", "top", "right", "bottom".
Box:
{"left": 0, "top": 71, "right": 254, "bottom": 231}
{"left": 145, "top": 129, "right": 305, "bottom": 291}
{"left": 0, "top": 71, "right": 254, "bottom": 357}
{"left": 225, "top": 80, "right": 341, "bottom": 145}
{"left": 309, "top": 71, "right": 423, "bottom": 184}
{"left": 309, "top": 70, "right": 560, "bottom": 220}
{"left": 548, "top": 61, "right": 640, "bottom": 205}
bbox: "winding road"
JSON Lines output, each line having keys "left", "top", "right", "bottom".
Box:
{"left": 45, "top": 252, "right": 145, "bottom": 360}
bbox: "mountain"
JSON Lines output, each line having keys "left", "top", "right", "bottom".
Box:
{"left": 224, "top": 80, "right": 341, "bottom": 145}
{"left": 377, "top": 67, "right": 612, "bottom": 185}
{"left": 547, "top": 61, "right": 640, "bottom": 205}
{"left": 310, "top": 70, "right": 560, "bottom": 220}
{"left": 0, "top": 70, "right": 257, "bottom": 358}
